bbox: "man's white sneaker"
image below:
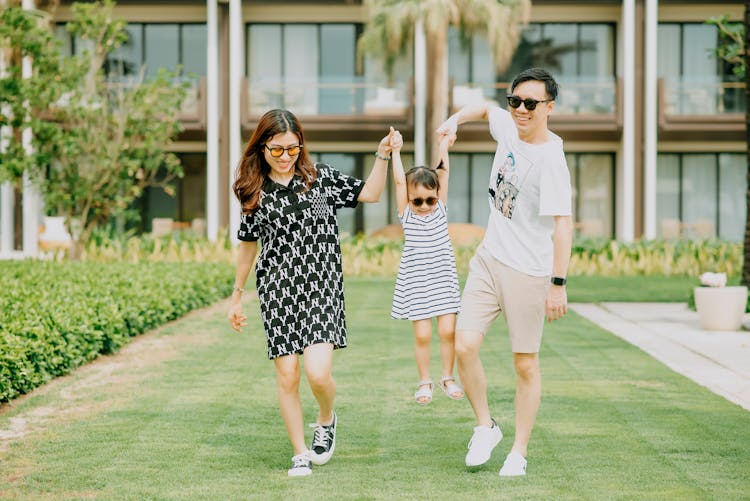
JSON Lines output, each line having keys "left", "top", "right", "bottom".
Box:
{"left": 288, "top": 451, "right": 312, "bottom": 477}
{"left": 465, "top": 418, "right": 502, "bottom": 467}
{"left": 498, "top": 451, "right": 527, "bottom": 477}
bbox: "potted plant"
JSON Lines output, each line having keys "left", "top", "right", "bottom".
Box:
{"left": 693, "top": 272, "right": 748, "bottom": 331}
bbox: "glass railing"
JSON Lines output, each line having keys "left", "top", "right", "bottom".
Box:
{"left": 247, "top": 76, "right": 411, "bottom": 117}
{"left": 100, "top": 76, "right": 203, "bottom": 121}
{"left": 451, "top": 77, "right": 617, "bottom": 115}
{"left": 662, "top": 77, "right": 745, "bottom": 115}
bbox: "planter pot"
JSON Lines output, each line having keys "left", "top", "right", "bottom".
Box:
{"left": 39, "top": 216, "right": 72, "bottom": 251}
{"left": 693, "top": 286, "right": 748, "bottom": 331}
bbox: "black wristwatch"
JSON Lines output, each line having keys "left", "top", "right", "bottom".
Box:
{"left": 551, "top": 276, "right": 567, "bottom": 286}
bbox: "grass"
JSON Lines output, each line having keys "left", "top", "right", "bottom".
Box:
{"left": 1, "top": 277, "right": 748, "bottom": 500}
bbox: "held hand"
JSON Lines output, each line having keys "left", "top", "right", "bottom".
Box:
{"left": 545, "top": 285, "right": 568, "bottom": 322}
{"left": 436, "top": 116, "right": 458, "bottom": 139}
{"left": 378, "top": 126, "right": 396, "bottom": 156}
{"left": 228, "top": 302, "right": 248, "bottom": 332}
{"left": 389, "top": 129, "right": 403, "bottom": 153}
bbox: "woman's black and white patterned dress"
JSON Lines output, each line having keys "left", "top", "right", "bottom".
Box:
{"left": 391, "top": 200, "right": 461, "bottom": 320}
{"left": 238, "top": 163, "right": 364, "bottom": 359}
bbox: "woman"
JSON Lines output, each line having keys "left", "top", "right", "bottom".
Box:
{"left": 228, "top": 109, "right": 401, "bottom": 477}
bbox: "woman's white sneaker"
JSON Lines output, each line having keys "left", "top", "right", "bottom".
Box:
{"left": 288, "top": 451, "right": 312, "bottom": 477}
{"left": 309, "top": 411, "right": 337, "bottom": 465}
{"left": 465, "top": 418, "right": 503, "bottom": 467}
{"left": 498, "top": 451, "right": 527, "bottom": 477}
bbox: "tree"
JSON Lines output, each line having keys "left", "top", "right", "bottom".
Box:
{"left": 708, "top": 5, "right": 750, "bottom": 286}
{"left": 0, "top": 0, "right": 187, "bottom": 258}
{"left": 358, "top": 0, "right": 531, "bottom": 161}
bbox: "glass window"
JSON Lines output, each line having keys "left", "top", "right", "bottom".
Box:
{"left": 449, "top": 23, "right": 616, "bottom": 114}
{"left": 719, "top": 154, "right": 745, "bottom": 241}
{"left": 568, "top": 153, "right": 614, "bottom": 238}
{"left": 682, "top": 154, "right": 717, "bottom": 239}
{"left": 470, "top": 154, "right": 493, "bottom": 226}
{"left": 247, "top": 25, "right": 283, "bottom": 114}
{"left": 320, "top": 25, "right": 356, "bottom": 114}
{"left": 656, "top": 153, "right": 744, "bottom": 241}
{"left": 107, "top": 24, "right": 143, "bottom": 81}
{"left": 656, "top": 154, "right": 681, "bottom": 238}
{"left": 285, "top": 25, "right": 318, "bottom": 115}
{"left": 447, "top": 154, "right": 470, "bottom": 223}
{"left": 317, "top": 153, "right": 357, "bottom": 235}
{"left": 182, "top": 25, "right": 208, "bottom": 78}
{"left": 144, "top": 24, "right": 179, "bottom": 78}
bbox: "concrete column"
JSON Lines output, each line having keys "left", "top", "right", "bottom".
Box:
{"left": 0, "top": 8, "right": 14, "bottom": 256}
{"left": 413, "top": 19, "right": 426, "bottom": 166}
{"left": 206, "top": 0, "right": 220, "bottom": 242}
{"left": 22, "top": 0, "right": 39, "bottom": 256}
{"left": 619, "top": 0, "right": 636, "bottom": 242}
{"left": 228, "top": 0, "right": 243, "bottom": 242}
{"left": 643, "top": 0, "right": 659, "bottom": 239}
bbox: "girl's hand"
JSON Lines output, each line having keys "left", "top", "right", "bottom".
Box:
{"left": 389, "top": 129, "right": 403, "bottom": 153}
{"left": 228, "top": 302, "right": 248, "bottom": 332}
{"left": 378, "top": 126, "right": 396, "bottom": 157}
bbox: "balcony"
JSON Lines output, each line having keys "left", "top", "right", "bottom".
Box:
{"left": 449, "top": 77, "right": 622, "bottom": 142}
{"left": 658, "top": 77, "right": 744, "bottom": 141}
{"left": 242, "top": 76, "right": 413, "bottom": 140}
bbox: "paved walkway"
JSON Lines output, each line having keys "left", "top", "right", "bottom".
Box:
{"left": 569, "top": 302, "right": 750, "bottom": 412}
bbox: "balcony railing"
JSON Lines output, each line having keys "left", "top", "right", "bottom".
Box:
{"left": 658, "top": 77, "right": 744, "bottom": 133}
{"left": 243, "top": 76, "right": 412, "bottom": 124}
{"left": 450, "top": 77, "right": 619, "bottom": 117}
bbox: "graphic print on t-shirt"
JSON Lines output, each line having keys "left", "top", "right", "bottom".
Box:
{"left": 492, "top": 151, "right": 520, "bottom": 219}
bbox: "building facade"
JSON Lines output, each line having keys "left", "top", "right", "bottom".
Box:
{"left": 0, "top": 0, "right": 745, "bottom": 256}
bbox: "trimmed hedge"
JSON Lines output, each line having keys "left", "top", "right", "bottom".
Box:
{"left": 0, "top": 260, "right": 233, "bottom": 402}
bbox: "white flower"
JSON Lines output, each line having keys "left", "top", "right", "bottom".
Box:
{"left": 699, "top": 272, "right": 727, "bottom": 287}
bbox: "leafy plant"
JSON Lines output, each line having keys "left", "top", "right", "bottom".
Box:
{"left": 0, "top": 1, "right": 188, "bottom": 258}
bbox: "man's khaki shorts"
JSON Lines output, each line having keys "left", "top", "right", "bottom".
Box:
{"left": 456, "top": 243, "right": 550, "bottom": 353}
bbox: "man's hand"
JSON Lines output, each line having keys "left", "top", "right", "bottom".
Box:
{"left": 545, "top": 285, "right": 568, "bottom": 322}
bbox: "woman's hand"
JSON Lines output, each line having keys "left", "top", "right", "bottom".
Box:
{"left": 228, "top": 301, "right": 248, "bottom": 332}
{"left": 378, "top": 127, "right": 396, "bottom": 158}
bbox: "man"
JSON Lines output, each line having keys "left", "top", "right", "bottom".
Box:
{"left": 437, "top": 67, "right": 573, "bottom": 477}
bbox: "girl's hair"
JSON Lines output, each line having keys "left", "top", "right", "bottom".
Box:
{"left": 405, "top": 165, "right": 440, "bottom": 193}
{"left": 233, "top": 109, "right": 316, "bottom": 213}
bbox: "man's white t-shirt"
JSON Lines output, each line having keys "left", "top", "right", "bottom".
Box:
{"left": 482, "top": 106, "right": 572, "bottom": 277}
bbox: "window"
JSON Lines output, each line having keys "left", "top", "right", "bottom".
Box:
{"left": 656, "top": 153, "right": 746, "bottom": 241}
{"left": 246, "top": 23, "right": 412, "bottom": 116}
{"left": 448, "top": 23, "right": 616, "bottom": 114}
{"left": 567, "top": 154, "right": 615, "bottom": 239}
{"left": 658, "top": 23, "right": 744, "bottom": 114}
{"left": 56, "top": 23, "right": 207, "bottom": 81}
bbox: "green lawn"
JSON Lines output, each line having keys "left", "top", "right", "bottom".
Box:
{"left": 0, "top": 278, "right": 748, "bottom": 500}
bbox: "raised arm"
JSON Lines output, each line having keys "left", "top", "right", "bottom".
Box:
{"left": 391, "top": 130, "right": 407, "bottom": 216}
{"left": 228, "top": 240, "right": 257, "bottom": 332}
{"left": 358, "top": 127, "right": 401, "bottom": 203}
{"left": 436, "top": 134, "right": 451, "bottom": 205}
{"left": 436, "top": 102, "right": 494, "bottom": 139}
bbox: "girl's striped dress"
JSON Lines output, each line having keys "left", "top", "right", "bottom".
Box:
{"left": 391, "top": 200, "right": 461, "bottom": 320}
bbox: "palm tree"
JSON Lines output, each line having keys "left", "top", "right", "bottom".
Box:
{"left": 358, "top": 0, "right": 531, "bottom": 162}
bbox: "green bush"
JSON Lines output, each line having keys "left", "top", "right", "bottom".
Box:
{"left": 0, "top": 260, "right": 233, "bottom": 402}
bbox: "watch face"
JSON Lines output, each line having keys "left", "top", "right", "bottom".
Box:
{"left": 551, "top": 277, "right": 566, "bottom": 286}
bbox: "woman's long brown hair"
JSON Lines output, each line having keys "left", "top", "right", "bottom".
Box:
{"left": 233, "top": 109, "right": 316, "bottom": 214}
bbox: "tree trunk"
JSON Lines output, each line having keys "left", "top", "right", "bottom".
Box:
{"left": 426, "top": 26, "right": 449, "bottom": 167}
{"left": 744, "top": 0, "right": 750, "bottom": 286}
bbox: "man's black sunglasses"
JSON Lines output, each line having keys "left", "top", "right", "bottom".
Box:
{"left": 506, "top": 95, "right": 552, "bottom": 111}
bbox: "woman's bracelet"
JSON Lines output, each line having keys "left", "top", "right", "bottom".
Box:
{"left": 233, "top": 285, "right": 245, "bottom": 294}
{"left": 375, "top": 151, "right": 391, "bottom": 161}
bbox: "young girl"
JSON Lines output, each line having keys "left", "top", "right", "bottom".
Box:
{"left": 391, "top": 135, "right": 464, "bottom": 405}
{"left": 229, "top": 109, "right": 401, "bottom": 477}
